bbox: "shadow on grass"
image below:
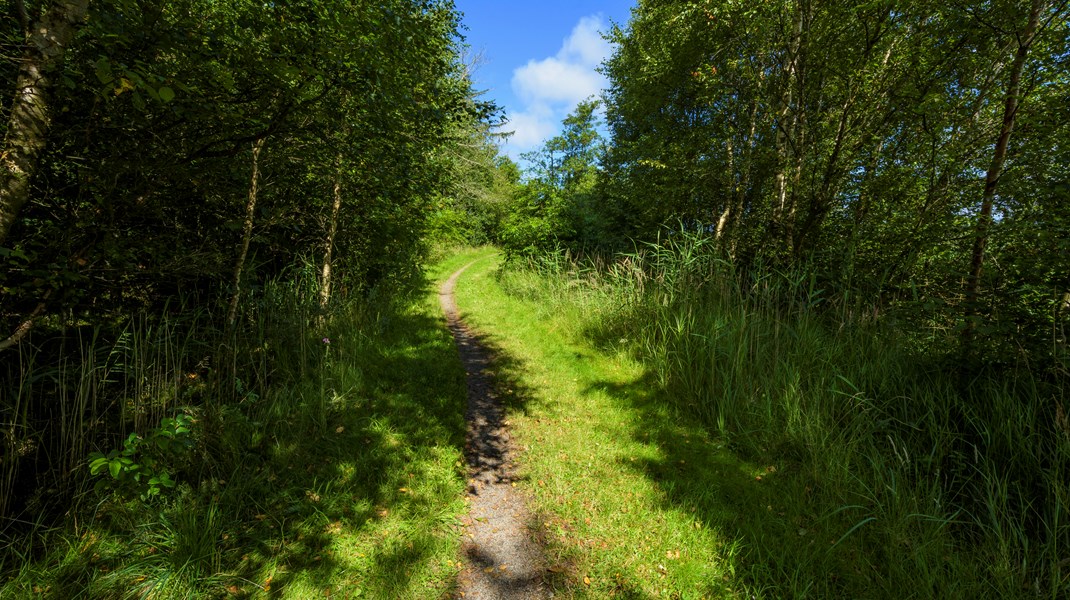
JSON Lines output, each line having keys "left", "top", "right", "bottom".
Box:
{"left": 222, "top": 307, "right": 470, "bottom": 598}
{"left": 583, "top": 368, "right": 877, "bottom": 599}
{"left": 443, "top": 307, "right": 582, "bottom": 595}
{"left": 11, "top": 299, "right": 476, "bottom": 599}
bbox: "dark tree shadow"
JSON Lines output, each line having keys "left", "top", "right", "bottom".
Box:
{"left": 580, "top": 368, "right": 882, "bottom": 598}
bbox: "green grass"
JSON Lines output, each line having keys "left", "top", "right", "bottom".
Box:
{"left": 449, "top": 246, "right": 1069, "bottom": 599}
{"left": 1, "top": 254, "right": 485, "bottom": 598}
{"left": 452, "top": 251, "right": 754, "bottom": 598}
{"left": 5, "top": 243, "right": 1063, "bottom": 598}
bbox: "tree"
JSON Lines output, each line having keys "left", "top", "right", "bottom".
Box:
{"left": 597, "top": 0, "right": 1070, "bottom": 363}
{"left": 0, "top": 0, "right": 89, "bottom": 247}
{"left": 503, "top": 99, "right": 605, "bottom": 254}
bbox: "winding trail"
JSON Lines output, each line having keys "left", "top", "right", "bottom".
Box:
{"left": 440, "top": 262, "right": 549, "bottom": 600}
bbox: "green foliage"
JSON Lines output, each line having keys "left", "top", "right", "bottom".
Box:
{"left": 596, "top": 0, "right": 1070, "bottom": 369}
{"left": 503, "top": 99, "right": 609, "bottom": 257}
{"left": 0, "top": 0, "right": 500, "bottom": 591}
{"left": 88, "top": 414, "right": 193, "bottom": 500}
{"left": 427, "top": 128, "right": 519, "bottom": 251}
{"left": 2, "top": 261, "right": 470, "bottom": 597}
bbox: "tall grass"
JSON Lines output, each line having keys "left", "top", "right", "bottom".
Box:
{"left": 0, "top": 304, "right": 211, "bottom": 522}
{"left": 501, "top": 235, "right": 1069, "bottom": 597}
{"left": 1, "top": 257, "right": 468, "bottom": 597}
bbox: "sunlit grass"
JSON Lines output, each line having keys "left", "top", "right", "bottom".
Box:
{"left": 453, "top": 252, "right": 753, "bottom": 598}
{"left": 451, "top": 246, "right": 1069, "bottom": 599}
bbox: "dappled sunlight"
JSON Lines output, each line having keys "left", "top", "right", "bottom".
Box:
{"left": 3, "top": 292, "right": 474, "bottom": 598}
{"left": 477, "top": 244, "right": 1063, "bottom": 598}
{"left": 588, "top": 370, "right": 869, "bottom": 597}
{"left": 218, "top": 308, "right": 469, "bottom": 598}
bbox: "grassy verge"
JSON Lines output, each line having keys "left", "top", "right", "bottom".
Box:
{"left": 450, "top": 247, "right": 1068, "bottom": 599}
{"left": 453, "top": 251, "right": 752, "bottom": 598}
{"left": 0, "top": 253, "right": 489, "bottom": 598}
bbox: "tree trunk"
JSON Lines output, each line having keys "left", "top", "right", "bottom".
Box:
{"left": 771, "top": 1, "right": 805, "bottom": 253}
{"left": 0, "top": 0, "right": 90, "bottom": 247}
{"left": 319, "top": 157, "right": 343, "bottom": 316}
{"left": 227, "top": 138, "right": 266, "bottom": 329}
{"left": 715, "top": 138, "right": 734, "bottom": 241}
{"left": 964, "top": 0, "right": 1044, "bottom": 337}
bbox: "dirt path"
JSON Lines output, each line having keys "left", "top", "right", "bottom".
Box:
{"left": 440, "top": 262, "right": 549, "bottom": 600}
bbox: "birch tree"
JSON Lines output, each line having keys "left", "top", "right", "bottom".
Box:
{"left": 0, "top": 0, "right": 89, "bottom": 247}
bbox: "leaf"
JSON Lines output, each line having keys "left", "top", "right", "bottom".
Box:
{"left": 158, "top": 86, "right": 175, "bottom": 102}
{"left": 108, "top": 460, "right": 121, "bottom": 479}
{"left": 89, "top": 456, "right": 108, "bottom": 474}
{"left": 94, "top": 58, "right": 113, "bottom": 84}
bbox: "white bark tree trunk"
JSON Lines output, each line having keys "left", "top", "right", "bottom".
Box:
{"left": 0, "top": 0, "right": 90, "bottom": 247}
{"left": 227, "top": 138, "right": 266, "bottom": 329}
{"left": 320, "top": 159, "right": 343, "bottom": 316}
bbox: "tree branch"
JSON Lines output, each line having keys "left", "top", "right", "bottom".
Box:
{"left": 0, "top": 288, "right": 52, "bottom": 352}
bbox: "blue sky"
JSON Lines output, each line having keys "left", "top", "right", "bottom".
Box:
{"left": 452, "top": 1, "right": 635, "bottom": 161}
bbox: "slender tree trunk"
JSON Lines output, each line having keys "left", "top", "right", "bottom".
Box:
{"left": 0, "top": 289, "right": 52, "bottom": 351}
{"left": 227, "top": 138, "right": 265, "bottom": 329}
{"left": 716, "top": 138, "right": 734, "bottom": 241}
{"left": 796, "top": 93, "right": 852, "bottom": 256}
{"left": 727, "top": 99, "right": 759, "bottom": 256}
{"left": 320, "top": 156, "right": 343, "bottom": 315}
{"left": 964, "top": 0, "right": 1044, "bottom": 337}
{"left": 0, "top": 0, "right": 90, "bottom": 247}
{"left": 844, "top": 137, "right": 884, "bottom": 264}
{"left": 772, "top": 2, "right": 804, "bottom": 252}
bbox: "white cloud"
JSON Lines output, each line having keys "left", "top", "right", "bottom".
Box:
{"left": 503, "top": 15, "right": 613, "bottom": 160}
{"left": 513, "top": 59, "right": 603, "bottom": 106}
{"left": 505, "top": 107, "right": 557, "bottom": 150}
{"left": 561, "top": 16, "right": 613, "bottom": 66}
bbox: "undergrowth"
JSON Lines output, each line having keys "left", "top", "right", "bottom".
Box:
{"left": 492, "top": 237, "right": 1069, "bottom": 598}
{"left": 0, "top": 252, "right": 483, "bottom": 598}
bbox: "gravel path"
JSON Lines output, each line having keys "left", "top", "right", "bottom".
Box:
{"left": 440, "top": 262, "right": 549, "bottom": 600}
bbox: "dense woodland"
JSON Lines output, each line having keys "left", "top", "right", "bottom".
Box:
{"left": 1, "top": 0, "right": 1068, "bottom": 597}
{"left": 511, "top": 0, "right": 1070, "bottom": 367}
